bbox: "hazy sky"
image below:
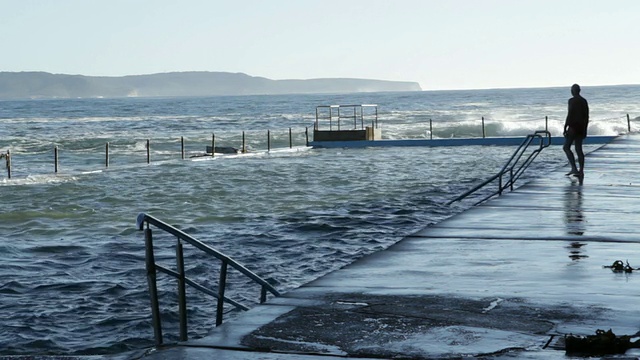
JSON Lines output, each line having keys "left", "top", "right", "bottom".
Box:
{"left": 2, "top": 0, "right": 639, "bottom": 90}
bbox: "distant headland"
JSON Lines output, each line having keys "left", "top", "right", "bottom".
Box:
{"left": 0, "top": 71, "right": 422, "bottom": 99}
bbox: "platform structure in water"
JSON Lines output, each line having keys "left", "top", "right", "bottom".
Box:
{"left": 309, "top": 104, "right": 618, "bottom": 148}
{"left": 312, "top": 104, "right": 382, "bottom": 142}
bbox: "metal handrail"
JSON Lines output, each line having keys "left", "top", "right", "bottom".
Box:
{"left": 136, "top": 213, "right": 280, "bottom": 346}
{"left": 447, "top": 130, "right": 551, "bottom": 205}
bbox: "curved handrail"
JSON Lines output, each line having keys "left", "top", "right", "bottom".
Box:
{"left": 447, "top": 130, "right": 551, "bottom": 205}
{"left": 137, "top": 212, "right": 280, "bottom": 346}
{"left": 137, "top": 213, "right": 279, "bottom": 295}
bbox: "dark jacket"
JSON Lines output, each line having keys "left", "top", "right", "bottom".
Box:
{"left": 566, "top": 96, "right": 589, "bottom": 138}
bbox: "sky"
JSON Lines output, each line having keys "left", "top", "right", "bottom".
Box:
{"left": 2, "top": 0, "right": 639, "bottom": 90}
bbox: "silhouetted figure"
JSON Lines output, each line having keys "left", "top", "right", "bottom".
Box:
{"left": 563, "top": 84, "right": 589, "bottom": 176}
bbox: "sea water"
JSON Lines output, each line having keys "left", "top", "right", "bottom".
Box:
{"left": 0, "top": 86, "right": 639, "bottom": 356}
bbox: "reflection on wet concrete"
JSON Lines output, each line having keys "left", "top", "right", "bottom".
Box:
{"left": 564, "top": 179, "right": 587, "bottom": 260}
{"left": 566, "top": 241, "right": 587, "bottom": 261}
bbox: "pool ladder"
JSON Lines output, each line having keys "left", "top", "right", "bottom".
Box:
{"left": 448, "top": 130, "right": 552, "bottom": 205}
{"left": 137, "top": 213, "right": 280, "bottom": 346}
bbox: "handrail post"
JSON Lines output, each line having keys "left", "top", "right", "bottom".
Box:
{"left": 363, "top": 106, "right": 367, "bottom": 129}
{"left": 181, "top": 136, "right": 185, "bottom": 160}
{"left": 628, "top": 114, "right": 631, "bottom": 133}
{"left": 289, "top": 127, "right": 292, "bottom": 148}
{"left": 242, "top": 131, "right": 246, "bottom": 153}
{"left": 353, "top": 106, "right": 357, "bottom": 129}
{"left": 510, "top": 168, "right": 514, "bottom": 191}
{"left": 144, "top": 226, "right": 163, "bottom": 345}
{"left": 375, "top": 106, "right": 378, "bottom": 129}
{"left": 146, "top": 139, "right": 150, "bottom": 164}
{"left": 176, "top": 239, "right": 188, "bottom": 341}
{"left": 267, "top": 130, "right": 271, "bottom": 152}
{"left": 216, "top": 262, "right": 229, "bottom": 326}
{"left": 260, "top": 286, "right": 267, "bottom": 304}
{"left": 305, "top": 127, "right": 309, "bottom": 146}
{"left": 331, "top": 107, "right": 335, "bottom": 131}
{"left": 54, "top": 146, "right": 59, "bottom": 173}
{"left": 482, "top": 117, "right": 486, "bottom": 138}
{"left": 105, "top": 142, "right": 110, "bottom": 168}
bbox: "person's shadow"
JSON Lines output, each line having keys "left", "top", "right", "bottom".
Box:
{"left": 564, "top": 177, "right": 587, "bottom": 260}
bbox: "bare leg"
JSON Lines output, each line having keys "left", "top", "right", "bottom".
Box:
{"left": 563, "top": 136, "right": 578, "bottom": 174}
{"left": 574, "top": 137, "right": 584, "bottom": 174}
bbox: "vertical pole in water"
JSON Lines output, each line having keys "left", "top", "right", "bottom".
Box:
{"left": 176, "top": 240, "right": 188, "bottom": 341}
{"left": 6, "top": 150, "right": 11, "bottom": 179}
{"left": 510, "top": 168, "right": 514, "bottom": 191}
{"left": 429, "top": 119, "right": 433, "bottom": 140}
{"left": 545, "top": 116, "right": 548, "bottom": 132}
{"left": 267, "top": 130, "right": 271, "bottom": 152}
{"left": 289, "top": 127, "right": 292, "bottom": 149}
{"left": 482, "top": 117, "right": 486, "bottom": 138}
{"left": 628, "top": 114, "right": 631, "bottom": 132}
{"left": 146, "top": 139, "right": 150, "bottom": 164}
{"left": 242, "top": 131, "right": 246, "bottom": 153}
{"left": 181, "top": 136, "right": 185, "bottom": 160}
{"left": 144, "top": 227, "right": 163, "bottom": 345}
{"left": 216, "top": 261, "right": 228, "bottom": 326}
{"left": 211, "top": 133, "right": 215, "bottom": 157}
{"left": 54, "top": 146, "right": 59, "bottom": 173}
{"left": 305, "top": 127, "right": 309, "bottom": 146}
{"left": 106, "top": 142, "right": 110, "bottom": 168}
{"left": 260, "top": 286, "right": 267, "bottom": 304}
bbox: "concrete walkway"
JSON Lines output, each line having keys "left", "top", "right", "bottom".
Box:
{"left": 139, "top": 134, "right": 640, "bottom": 359}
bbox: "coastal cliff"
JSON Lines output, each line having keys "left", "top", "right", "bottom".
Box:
{"left": 0, "top": 71, "right": 422, "bottom": 99}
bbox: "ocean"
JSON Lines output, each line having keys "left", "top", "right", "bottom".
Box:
{"left": 1, "top": 85, "right": 639, "bottom": 356}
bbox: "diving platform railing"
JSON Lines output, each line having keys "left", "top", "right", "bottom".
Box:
{"left": 447, "top": 130, "right": 552, "bottom": 206}
{"left": 136, "top": 213, "right": 280, "bottom": 346}
{"left": 314, "top": 104, "right": 379, "bottom": 131}
{"left": 313, "top": 104, "right": 381, "bottom": 141}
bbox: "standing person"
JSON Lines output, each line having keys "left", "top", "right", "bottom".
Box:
{"left": 563, "top": 84, "right": 589, "bottom": 177}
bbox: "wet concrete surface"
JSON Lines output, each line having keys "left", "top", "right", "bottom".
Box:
{"left": 138, "top": 134, "right": 640, "bottom": 359}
